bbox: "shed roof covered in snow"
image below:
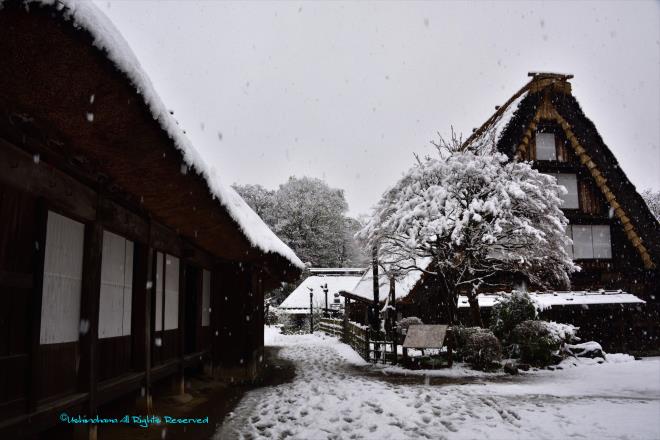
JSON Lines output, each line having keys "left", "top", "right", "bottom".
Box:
{"left": 0, "top": 0, "right": 302, "bottom": 283}
{"left": 344, "top": 260, "right": 431, "bottom": 303}
{"left": 309, "top": 267, "right": 366, "bottom": 276}
{"left": 457, "top": 290, "right": 645, "bottom": 309}
{"left": 279, "top": 275, "right": 362, "bottom": 313}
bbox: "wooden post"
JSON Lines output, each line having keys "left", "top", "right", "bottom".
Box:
{"left": 389, "top": 277, "right": 397, "bottom": 365}
{"left": 371, "top": 246, "right": 380, "bottom": 360}
{"left": 372, "top": 245, "right": 379, "bottom": 321}
{"left": 27, "top": 198, "right": 47, "bottom": 412}
{"left": 176, "top": 262, "right": 186, "bottom": 395}
{"left": 132, "top": 242, "right": 153, "bottom": 411}
{"left": 78, "top": 219, "right": 103, "bottom": 439}
{"left": 342, "top": 297, "right": 350, "bottom": 342}
{"left": 210, "top": 264, "right": 221, "bottom": 375}
{"left": 364, "top": 327, "right": 370, "bottom": 362}
{"left": 309, "top": 288, "right": 314, "bottom": 334}
{"left": 323, "top": 284, "right": 329, "bottom": 318}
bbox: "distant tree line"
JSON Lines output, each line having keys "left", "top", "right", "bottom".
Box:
{"left": 234, "top": 176, "right": 369, "bottom": 268}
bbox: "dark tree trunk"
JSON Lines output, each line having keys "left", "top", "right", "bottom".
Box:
{"left": 467, "top": 294, "right": 484, "bottom": 327}
{"left": 436, "top": 273, "right": 457, "bottom": 325}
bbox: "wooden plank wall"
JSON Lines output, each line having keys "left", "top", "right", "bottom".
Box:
{"left": 0, "top": 183, "right": 35, "bottom": 418}
{"left": 0, "top": 136, "right": 229, "bottom": 435}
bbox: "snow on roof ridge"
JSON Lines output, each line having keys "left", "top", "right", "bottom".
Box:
{"left": 462, "top": 79, "right": 533, "bottom": 150}
{"left": 22, "top": 0, "right": 303, "bottom": 269}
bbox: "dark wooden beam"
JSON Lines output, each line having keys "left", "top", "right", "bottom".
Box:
{"left": 131, "top": 241, "right": 153, "bottom": 409}
{"left": 27, "top": 198, "right": 47, "bottom": 412}
{"left": 176, "top": 261, "right": 186, "bottom": 394}
{"left": 78, "top": 219, "right": 103, "bottom": 416}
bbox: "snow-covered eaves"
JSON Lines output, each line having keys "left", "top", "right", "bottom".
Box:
{"left": 279, "top": 275, "right": 362, "bottom": 310}
{"left": 309, "top": 267, "right": 367, "bottom": 276}
{"left": 16, "top": 0, "right": 303, "bottom": 269}
{"left": 457, "top": 290, "right": 645, "bottom": 309}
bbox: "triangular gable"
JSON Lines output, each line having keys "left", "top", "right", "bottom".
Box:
{"left": 466, "top": 73, "right": 658, "bottom": 269}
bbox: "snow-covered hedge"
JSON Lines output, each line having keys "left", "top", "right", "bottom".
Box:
{"left": 512, "top": 320, "right": 578, "bottom": 366}
{"left": 452, "top": 326, "right": 502, "bottom": 371}
{"left": 490, "top": 291, "right": 538, "bottom": 341}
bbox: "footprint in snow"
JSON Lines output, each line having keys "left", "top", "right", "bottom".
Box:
{"left": 440, "top": 420, "right": 458, "bottom": 432}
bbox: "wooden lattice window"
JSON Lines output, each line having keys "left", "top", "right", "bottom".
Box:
{"left": 98, "top": 231, "right": 134, "bottom": 339}
{"left": 40, "top": 211, "right": 85, "bottom": 344}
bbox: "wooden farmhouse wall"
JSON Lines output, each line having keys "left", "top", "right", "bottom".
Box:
{"left": 0, "top": 136, "right": 266, "bottom": 435}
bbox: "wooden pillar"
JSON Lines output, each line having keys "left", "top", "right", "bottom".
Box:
{"left": 27, "top": 198, "right": 47, "bottom": 412}
{"left": 210, "top": 264, "right": 221, "bottom": 373}
{"left": 132, "top": 242, "right": 153, "bottom": 411}
{"left": 175, "top": 261, "right": 186, "bottom": 395}
{"left": 78, "top": 219, "right": 103, "bottom": 439}
{"left": 343, "top": 297, "right": 350, "bottom": 342}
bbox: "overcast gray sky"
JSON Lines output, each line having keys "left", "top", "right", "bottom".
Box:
{"left": 95, "top": 0, "right": 659, "bottom": 216}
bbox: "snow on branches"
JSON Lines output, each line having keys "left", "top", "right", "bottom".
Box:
{"left": 357, "top": 132, "right": 578, "bottom": 325}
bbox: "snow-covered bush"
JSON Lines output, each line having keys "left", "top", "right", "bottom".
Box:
{"left": 490, "top": 291, "right": 538, "bottom": 341}
{"left": 512, "top": 320, "right": 577, "bottom": 366}
{"left": 279, "top": 311, "right": 322, "bottom": 335}
{"left": 464, "top": 331, "right": 502, "bottom": 371}
{"left": 452, "top": 326, "right": 502, "bottom": 370}
{"left": 565, "top": 341, "right": 605, "bottom": 359}
{"left": 397, "top": 316, "right": 423, "bottom": 334}
{"left": 266, "top": 307, "right": 280, "bottom": 326}
{"left": 544, "top": 321, "right": 578, "bottom": 344}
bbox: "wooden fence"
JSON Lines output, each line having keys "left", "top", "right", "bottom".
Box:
{"left": 319, "top": 317, "right": 397, "bottom": 364}
{"left": 318, "top": 317, "right": 343, "bottom": 338}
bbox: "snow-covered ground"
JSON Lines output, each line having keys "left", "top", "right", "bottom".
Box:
{"left": 216, "top": 327, "right": 660, "bottom": 440}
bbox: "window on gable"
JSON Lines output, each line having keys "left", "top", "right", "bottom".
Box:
{"left": 565, "top": 225, "right": 574, "bottom": 260}
{"left": 566, "top": 225, "right": 612, "bottom": 260}
{"left": 543, "top": 173, "right": 579, "bottom": 209}
{"left": 592, "top": 225, "right": 612, "bottom": 259}
{"left": 535, "top": 132, "right": 556, "bottom": 160}
{"left": 555, "top": 174, "right": 579, "bottom": 209}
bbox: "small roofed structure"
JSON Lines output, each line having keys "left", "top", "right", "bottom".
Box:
{"left": 402, "top": 325, "right": 448, "bottom": 349}
{"left": 279, "top": 275, "right": 363, "bottom": 315}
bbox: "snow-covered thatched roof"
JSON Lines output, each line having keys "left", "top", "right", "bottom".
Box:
{"left": 466, "top": 72, "right": 659, "bottom": 269}
{"left": 279, "top": 275, "right": 363, "bottom": 312}
{"left": 8, "top": 0, "right": 303, "bottom": 269}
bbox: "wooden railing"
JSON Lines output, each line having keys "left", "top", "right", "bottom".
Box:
{"left": 318, "top": 317, "right": 343, "bottom": 338}
{"left": 345, "top": 320, "right": 370, "bottom": 361}
{"left": 318, "top": 318, "right": 398, "bottom": 364}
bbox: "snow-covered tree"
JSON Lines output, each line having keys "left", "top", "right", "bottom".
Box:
{"left": 357, "top": 133, "right": 577, "bottom": 326}
{"left": 340, "top": 217, "right": 371, "bottom": 267}
{"left": 235, "top": 177, "right": 358, "bottom": 268}
{"left": 641, "top": 189, "right": 660, "bottom": 222}
{"left": 271, "top": 177, "right": 348, "bottom": 267}
{"left": 232, "top": 183, "right": 276, "bottom": 224}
